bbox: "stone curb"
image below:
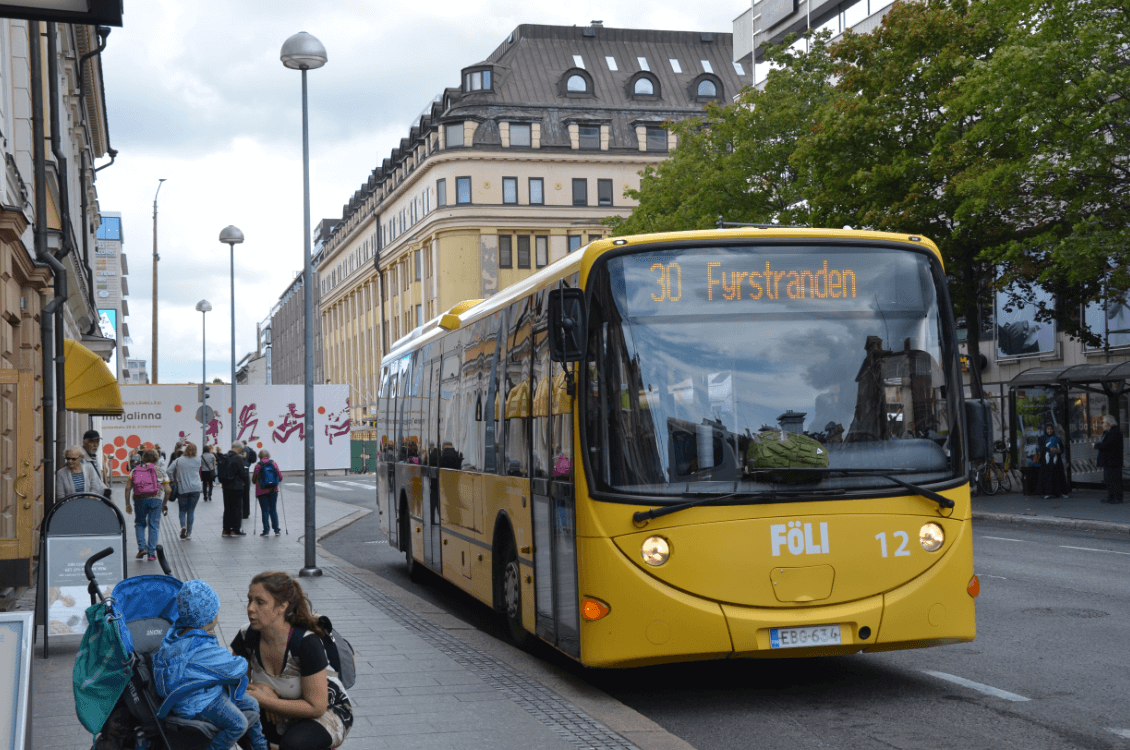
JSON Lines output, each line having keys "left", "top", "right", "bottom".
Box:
{"left": 973, "top": 510, "right": 1130, "bottom": 535}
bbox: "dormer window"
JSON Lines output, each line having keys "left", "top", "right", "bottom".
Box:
{"left": 628, "top": 71, "right": 661, "bottom": 99}
{"left": 462, "top": 66, "right": 494, "bottom": 93}
{"left": 560, "top": 68, "right": 594, "bottom": 97}
{"left": 691, "top": 73, "right": 723, "bottom": 101}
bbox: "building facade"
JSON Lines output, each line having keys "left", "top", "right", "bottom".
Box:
{"left": 94, "top": 211, "right": 133, "bottom": 382}
{"left": 319, "top": 22, "right": 743, "bottom": 425}
{"left": 0, "top": 18, "right": 118, "bottom": 586}
{"left": 271, "top": 267, "right": 326, "bottom": 386}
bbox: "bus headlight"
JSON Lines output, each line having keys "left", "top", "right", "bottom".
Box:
{"left": 919, "top": 523, "right": 944, "bottom": 552}
{"left": 641, "top": 536, "right": 670, "bottom": 566}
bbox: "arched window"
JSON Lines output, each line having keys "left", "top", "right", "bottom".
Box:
{"left": 697, "top": 79, "right": 717, "bottom": 97}
{"left": 634, "top": 78, "right": 654, "bottom": 95}
{"left": 567, "top": 74, "right": 588, "bottom": 93}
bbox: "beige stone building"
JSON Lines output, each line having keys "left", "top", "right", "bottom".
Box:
{"left": 319, "top": 22, "right": 743, "bottom": 425}
{"left": 0, "top": 16, "right": 120, "bottom": 587}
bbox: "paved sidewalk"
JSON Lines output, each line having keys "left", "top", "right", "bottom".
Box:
{"left": 973, "top": 484, "right": 1130, "bottom": 534}
{"left": 28, "top": 482, "right": 650, "bottom": 750}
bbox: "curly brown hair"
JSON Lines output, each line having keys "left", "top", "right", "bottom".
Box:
{"left": 250, "top": 571, "right": 323, "bottom": 635}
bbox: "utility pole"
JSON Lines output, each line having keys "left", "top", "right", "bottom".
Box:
{"left": 152, "top": 178, "right": 166, "bottom": 383}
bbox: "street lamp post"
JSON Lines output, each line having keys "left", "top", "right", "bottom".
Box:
{"left": 281, "top": 31, "right": 327, "bottom": 577}
{"left": 219, "top": 226, "right": 244, "bottom": 446}
{"left": 152, "top": 178, "right": 166, "bottom": 383}
{"left": 196, "top": 300, "right": 212, "bottom": 448}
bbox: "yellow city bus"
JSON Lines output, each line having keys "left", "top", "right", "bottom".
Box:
{"left": 376, "top": 227, "right": 982, "bottom": 667}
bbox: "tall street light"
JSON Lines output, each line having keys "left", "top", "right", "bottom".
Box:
{"left": 219, "top": 225, "right": 244, "bottom": 445}
{"left": 282, "top": 30, "right": 327, "bottom": 577}
{"left": 196, "top": 299, "right": 212, "bottom": 448}
{"left": 152, "top": 178, "right": 166, "bottom": 383}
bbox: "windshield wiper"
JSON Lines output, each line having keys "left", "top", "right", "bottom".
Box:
{"left": 631, "top": 488, "right": 846, "bottom": 525}
{"left": 818, "top": 469, "right": 955, "bottom": 509}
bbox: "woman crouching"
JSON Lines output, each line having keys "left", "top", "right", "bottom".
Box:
{"left": 232, "top": 571, "right": 353, "bottom": 749}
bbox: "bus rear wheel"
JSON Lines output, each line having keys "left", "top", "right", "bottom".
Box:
{"left": 502, "top": 540, "right": 532, "bottom": 648}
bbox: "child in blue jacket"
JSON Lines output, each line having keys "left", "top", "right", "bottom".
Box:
{"left": 153, "top": 580, "right": 268, "bottom": 750}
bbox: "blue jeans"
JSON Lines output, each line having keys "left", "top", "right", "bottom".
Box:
{"left": 133, "top": 495, "right": 162, "bottom": 555}
{"left": 177, "top": 491, "right": 201, "bottom": 535}
{"left": 197, "top": 691, "right": 267, "bottom": 750}
{"left": 257, "top": 491, "right": 279, "bottom": 534}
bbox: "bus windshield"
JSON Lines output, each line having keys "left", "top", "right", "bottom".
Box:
{"left": 584, "top": 243, "right": 961, "bottom": 499}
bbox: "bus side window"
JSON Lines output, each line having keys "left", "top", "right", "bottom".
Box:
{"left": 532, "top": 289, "right": 551, "bottom": 478}
{"left": 463, "top": 320, "right": 487, "bottom": 472}
{"left": 504, "top": 297, "right": 532, "bottom": 478}
{"left": 484, "top": 311, "right": 506, "bottom": 474}
{"left": 396, "top": 355, "right": 412, "bottom": 462}
{"left": 441, "top": 330, "right": 469, "bottom": 470}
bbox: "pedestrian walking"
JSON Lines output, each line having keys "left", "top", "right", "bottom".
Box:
{"left": 55, "top": 445, "right": 107, "bottom": 499}
{"left": 242, "top": 441, "right": 257, "bottom": 521}
{"left": 154, "top": 443, "right": 168, "bottom": 469}
{"left": 1096, "top": 414, "right": 1124, "bottom": 504}
{"left": 168, "top": 442, "right": 203, "bottom": 540}
{"left": 251, "top": 450, "right": 282, "bottom": 536}
{"left": 81, "top": 429, "right": 111, "bottom": 497}
{"left": 124, "top": 448, "right": 171, "bottom": 561}
{"left": 1036, "top": 424, "right": 1069, "bottom": 498}
{"left": 128, "top": 446, "right": 143, "bottom": 473}
{"left": 200, "top": 444, "right": 217, "bottom": 501}
{"left": 218, "top": 441, "right": 248, "bottom": 537}
{"left": 233, "top": 571, "right": 353, "bottom": 749}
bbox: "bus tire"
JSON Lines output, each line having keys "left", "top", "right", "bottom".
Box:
{"left": 401, "top": 497, "right": 421, "bottom": 582}
{"left": 502, "top": 538, "right": 532, "bottom": 648}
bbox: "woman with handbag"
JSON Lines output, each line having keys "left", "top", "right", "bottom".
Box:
{"left": 200, "top": 444, "right": 217, "bottom": 501}
{"left": 168, "top": 443, "right": 204, "bottom": 540}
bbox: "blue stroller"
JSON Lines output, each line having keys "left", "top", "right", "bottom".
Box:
{"left": 75, "top": 546, "right": 259, "bottom": 750}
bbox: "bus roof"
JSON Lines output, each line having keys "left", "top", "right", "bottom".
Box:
{"left": 381, "top": 226, "right": 941, "bottom": 365}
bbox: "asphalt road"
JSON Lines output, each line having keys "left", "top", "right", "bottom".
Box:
{"left": 318, "top": 477, "right": 1130, "bottom": 750}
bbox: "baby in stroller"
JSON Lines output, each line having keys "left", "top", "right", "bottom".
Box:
{"left": 153, "top": 580, "right": 269, "bottom": 750}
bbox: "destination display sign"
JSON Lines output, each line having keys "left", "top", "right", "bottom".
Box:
{"left": 612, "top": 247, "right": 933, "bottom": 317}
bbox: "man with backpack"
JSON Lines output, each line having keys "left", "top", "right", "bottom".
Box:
{"left": 251, "top": 449, "right": 282, "bottom": 536}
{"left": 124, "top": 448, "right": 171, "bottom": 561}
{"left": 217, "top": 441, "right": 248, "bottom": 537}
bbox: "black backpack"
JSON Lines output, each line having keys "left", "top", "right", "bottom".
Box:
{"left": 216, "top": 452, "right": 235, "bottom": 481}
{"left": 289, "top": 615, "right": 356, "bottom": 689}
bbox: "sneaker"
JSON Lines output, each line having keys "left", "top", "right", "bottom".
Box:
{"left": 261, "top": 531, "right": 269, "bottom": 537}
{"left": 232, "top": 530, "right": 247, "bottom": 536}
{"left": 1061, "top": 494, "right": 1070, "bottom": 498}
{"left": 180, "top": 527, "right": 187, "bottom": 539}
{"left": 147, "top": 555, "right": 156, "bottom": 562}
{"left": 222, "top": 531, "right": 231, "bottom": 537}
{"left": 1044, "top": 495, "right": 1053, "bottom": 499}
{"left": 275, "top": 529, "right": 281, "bottom": 536}
{"left": 185, "top": 534, "right": 192, "bottom": 540}
{"left": 136, "top": 550, "right": 147, "bottom": 559}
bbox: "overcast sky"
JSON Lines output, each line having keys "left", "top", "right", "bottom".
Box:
{"left": 96, "top": 0, "right": 747, "bottom": 385}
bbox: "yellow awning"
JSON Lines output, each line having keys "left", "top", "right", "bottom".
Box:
{"left": 64, "top": 339, "right": 123, "bottom": 415}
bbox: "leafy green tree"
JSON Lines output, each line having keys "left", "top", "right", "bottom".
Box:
{"left": 792, "top": 0, "right": 1013, "bottom": 391}
{"left": 948, "top": 0, "right": 1130, "bottom": 345}
{"left": 607, "top": 36, "right": 835, "bottom": 235}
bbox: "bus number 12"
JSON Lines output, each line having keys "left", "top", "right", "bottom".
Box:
{"left": 650, "top": 262, "right": 683, "bottom": 302}
{"left": 875, "top": 531, "right": 911, "bottom": 558}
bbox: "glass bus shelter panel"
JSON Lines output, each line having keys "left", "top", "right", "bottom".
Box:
{"left": 1067, "top": 389, "right": 1102, "bottom": 486}
{"left": 1012, "top": 386, "right": 1065, "bottom": 469}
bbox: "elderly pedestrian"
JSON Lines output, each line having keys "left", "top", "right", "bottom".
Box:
{"left": 218, "top": 441, "right": 248, "bottom": 537}
{"left": 1096, "top": 414, "right": 1124, "bottom": 504}
{"left": 124, "top": 448, "right": 171, "bottom": 561}
{"left": 82, "top": 429, "right": 111, "bottom": 496}
{"left": 168, "top": 443, "right": 203, "bottom": 540}
{"left": 251, "top": 450, "right": 282, "bottom": 536}
{"left": 56, "top": 445, "right": 107, "bottom": 499}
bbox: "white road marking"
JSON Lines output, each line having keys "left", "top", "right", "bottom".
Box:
{"left": 980, "top": 574, "right": 1008, "bottom": 580}
{"left": 314, "top": 482, "right": 347, "bottom": 491}
{"left": 1060, "top": 545, "right": 1130, "bottom": 556}
{"left": 364, "top": 540, "right": 388, "bottom": 544}
{"left": 340, "top": 481, "right": 375, "bottom": 489}
{"left": 980, "top": 536, "right": 1026, "bottom": 542}
{"left": 922, "top": 671, "right": 1030, "bottom": 702}
{"left": 1108, "top": 728, "right": 1130, "bottom": 740}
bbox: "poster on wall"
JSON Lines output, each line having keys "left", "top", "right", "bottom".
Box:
{"left": 101, "top": 385, "right": 350, "bottom": 476}
{"left": 1084, "top": 299, "right": 1130, "bottom": 350}
{"left": 995, "top": 284, "right": 1056, "bottom": 358}
{"left": 97, "top": 309, "right": 117, "bottom": 376}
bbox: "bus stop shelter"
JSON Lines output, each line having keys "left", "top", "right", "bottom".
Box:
{"left": 1008, "top": 362, "right": 1130, "bottom": 489}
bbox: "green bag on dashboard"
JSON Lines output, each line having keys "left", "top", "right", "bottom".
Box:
{"left": 746, "top": 430, "right": 828, "bottom": 482}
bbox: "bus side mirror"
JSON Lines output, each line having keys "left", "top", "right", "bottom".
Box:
{"left": 549, "top": 288, "right": 585, "bottom": 362}
{"left": 964, "top": 399, "right": 991, "bottom": 462}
